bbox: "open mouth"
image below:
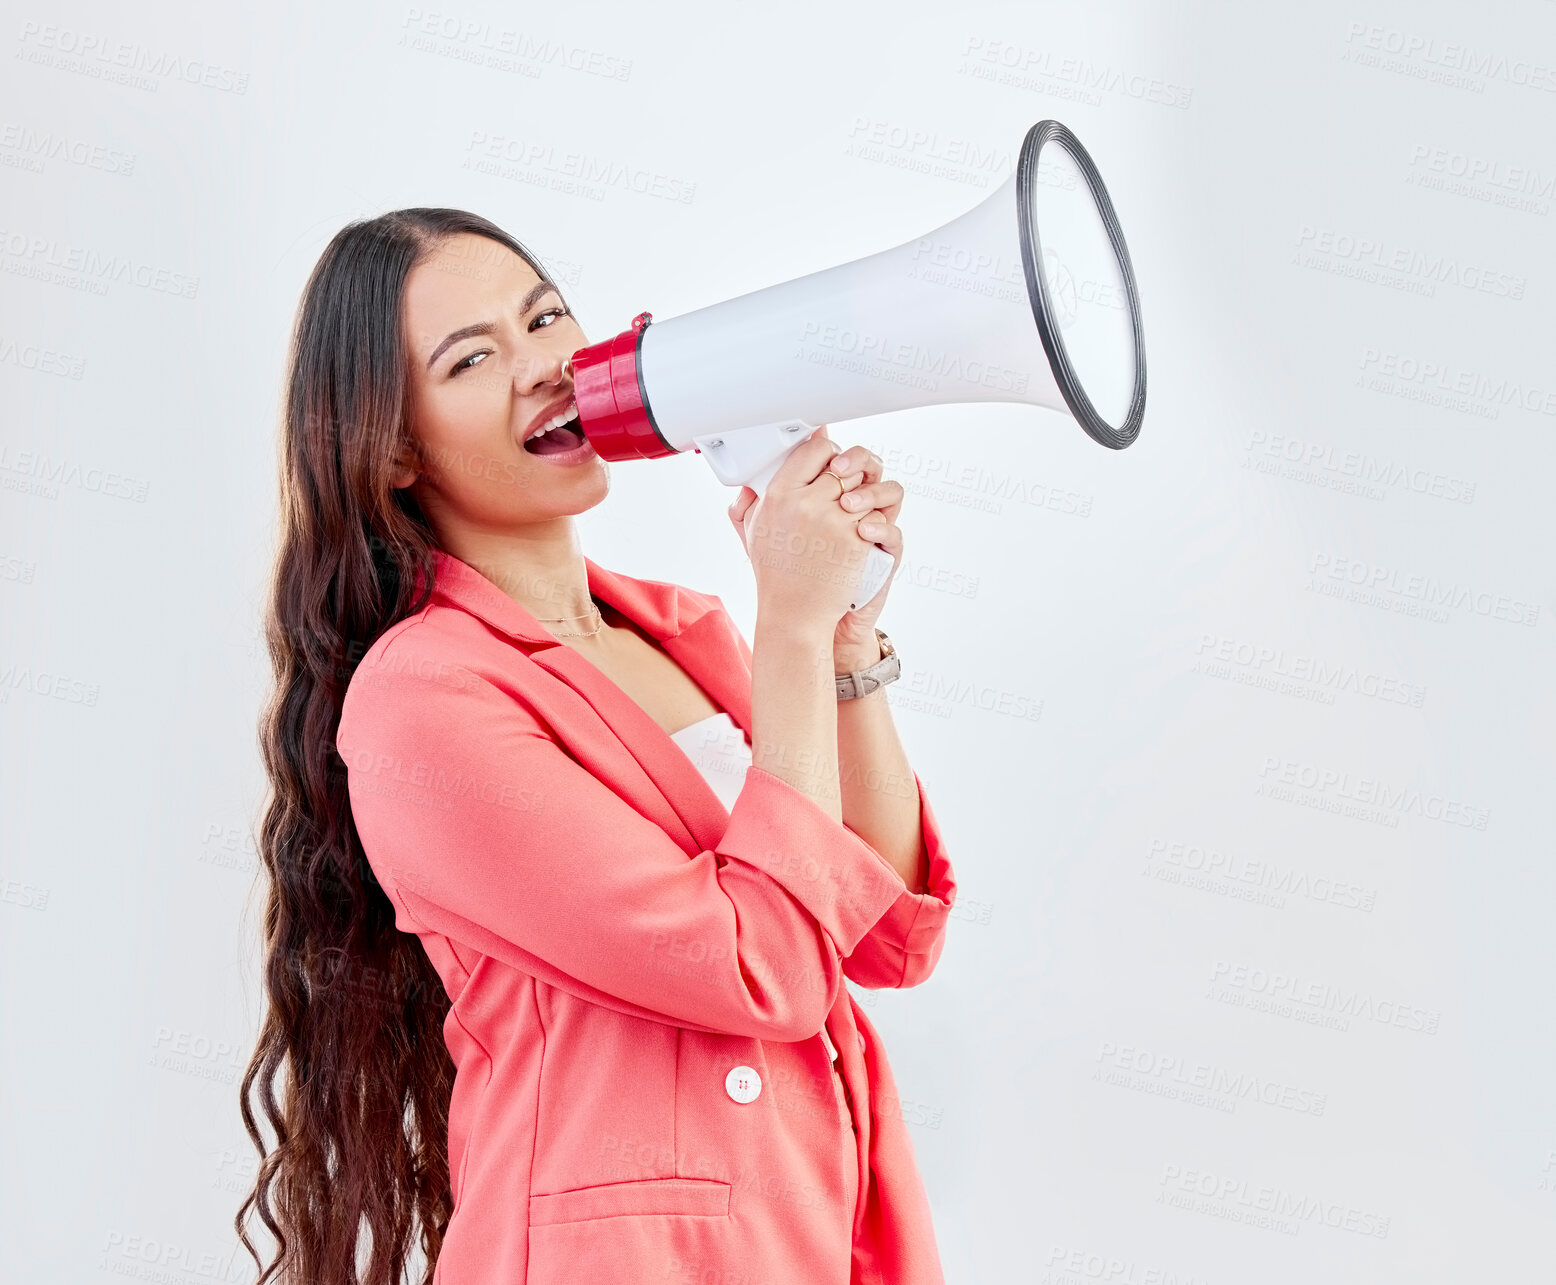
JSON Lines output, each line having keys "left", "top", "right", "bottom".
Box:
{"left": 523, "top": 405, "right": 587, "bottom": 455}
{"left": 529, "top": 407, "right": 588, "bottom": 457}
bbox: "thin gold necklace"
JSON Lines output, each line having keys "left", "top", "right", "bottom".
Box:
{"left": 538, "top": 599, "right": 605, "bottom": 639}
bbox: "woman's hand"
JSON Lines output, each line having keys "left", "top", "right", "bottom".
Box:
{"left": 819, "top": 444, "right": 904, "bottom": 665}
{"left": 726, "top": 431, "right": 904, "bottom": 665}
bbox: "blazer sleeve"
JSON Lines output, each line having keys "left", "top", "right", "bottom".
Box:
{"left": 839, "top": 773, "right": 958, "bottom": 990}
{"left": 336, "top": 628, "right": 917, "bottom": 1043}
{"left": 706, "top": 592, "right": 959, "bottom": 991}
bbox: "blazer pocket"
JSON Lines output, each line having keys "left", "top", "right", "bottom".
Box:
{"left": 529, "top": 1176, "right": 731, "bottom": 1226}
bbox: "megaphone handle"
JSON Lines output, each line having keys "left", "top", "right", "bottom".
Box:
{"left": 851, "top": 544, "right": 896, "bottom": 613}
{"left": 743, "top": 456, "right": 896, "bottom": 613}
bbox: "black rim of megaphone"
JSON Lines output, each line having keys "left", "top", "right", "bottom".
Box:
{"left": 1016, "top": 121, "right": 1147, "bottom": 450}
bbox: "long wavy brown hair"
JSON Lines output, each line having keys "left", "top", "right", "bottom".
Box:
{"left": 237, "top": 209, "right": 560, "bottom": 1285}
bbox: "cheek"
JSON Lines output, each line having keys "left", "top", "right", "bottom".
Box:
{"left": 412, "top": 387, "right": 526, "bottom": 486}
{"left": 423, "top": 371, "right": 512, "bottom": 437}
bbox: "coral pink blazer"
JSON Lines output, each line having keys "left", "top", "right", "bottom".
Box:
{"left": 336, "top": 549, "right": 958, "bottom": 1284}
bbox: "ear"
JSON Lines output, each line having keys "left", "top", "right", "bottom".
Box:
{"left": 388, "top": 443, "right": 418, "bottom": 490}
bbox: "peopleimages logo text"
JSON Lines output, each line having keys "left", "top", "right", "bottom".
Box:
{"left": 1257, "top": 757, "right": 1489, "bottom": 830}
{"left": 1296, "top": 225, "right": 1525, "bottom": 298}
{"left": 1211, "top": 960, "right": 1440, "bottom": 1035}
{"left": 1343, "top": 22, "right": 1556, "bottom": 93}
{"left": 1360, "top": 348, "right": 1556, "bottom": 415}
{"left": 1309, "top": 553, "right": 1539, "bottom": 626}
{"left": 797, "top": 321, "right": 1031, "bottom": 393}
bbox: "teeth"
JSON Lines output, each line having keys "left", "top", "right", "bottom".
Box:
{"left": 528, "top": 404, "right": 579, "bottom": 440}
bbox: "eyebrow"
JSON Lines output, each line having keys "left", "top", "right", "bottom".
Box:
{"left": 425, "top": 280, "right": 562, "bottom": 371}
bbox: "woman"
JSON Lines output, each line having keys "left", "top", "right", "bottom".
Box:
{"left": 237, "top": 208, "right": 959, "bottom": 1285}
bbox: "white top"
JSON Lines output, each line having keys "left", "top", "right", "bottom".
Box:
{"left": 667, "top": 710, "right": 844, "bottom": 1071}
{"left": 666, "top": 710, "right": 754, "bottom": 815}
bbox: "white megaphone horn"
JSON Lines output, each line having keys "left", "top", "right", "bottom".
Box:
{"left": 569, "top": 119, "right": 1146, "bottom": 610}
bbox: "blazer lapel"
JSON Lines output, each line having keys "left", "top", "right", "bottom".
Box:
{"left": 422, "top": 550, "right": 753, "bottom": 856}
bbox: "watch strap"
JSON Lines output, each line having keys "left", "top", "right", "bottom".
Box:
{"left": 835, "top": 628, "right": 900, "bottom": 700}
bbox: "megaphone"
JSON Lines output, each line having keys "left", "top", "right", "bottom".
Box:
{"left": 570, "top": 119, "right": 1146, "bottom": 609}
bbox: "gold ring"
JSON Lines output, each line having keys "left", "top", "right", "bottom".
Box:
{"left": 820, "top": 469, "right": 846, "bottom": 499}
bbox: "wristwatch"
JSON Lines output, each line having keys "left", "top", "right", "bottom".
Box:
{"left": 835, "top": 628, "right": 900, "bottom": 700}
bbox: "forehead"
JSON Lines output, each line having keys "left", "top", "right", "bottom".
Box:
{"left": 402, "top": 233, "right": 546, "bottom": 355}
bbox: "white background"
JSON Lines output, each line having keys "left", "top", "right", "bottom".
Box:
{"left": 2, "top": 0, "right": 1553, "bottom": 1281}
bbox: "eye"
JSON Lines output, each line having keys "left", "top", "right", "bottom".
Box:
{"left": 447, "top": 306, "right": 568, "bottom": 377}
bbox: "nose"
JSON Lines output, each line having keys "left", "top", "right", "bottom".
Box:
{"left": 519, "top": 350, "right": 572, "bottom": 394}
